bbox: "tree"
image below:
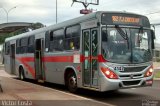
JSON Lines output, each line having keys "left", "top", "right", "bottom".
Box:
{"left": 31, "top": 22, "right": 45, "bottom": 30}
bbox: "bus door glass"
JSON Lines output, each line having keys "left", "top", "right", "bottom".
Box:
{"left": 35, "top": 38, "right": 45, "bottom": 80}
{"left": 82, "top": 28, "right": 99, "bottom": 88}
{"left": 10, "top": 44, "right": 16, "bottom": 75}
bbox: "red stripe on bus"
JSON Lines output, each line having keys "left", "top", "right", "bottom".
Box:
{"left": 16, "top": 57, "right": 35, "bottom": 79}
{"left": 43, "top": 55, "right": 107, "bottom": 63}
{"left": 16, "top": 55, "right": 107, "bottom": 63}
{"left": 80, "top": 55, "right": 107, "bottom": 62}
{"left": 15, "top": 54, "right": 107, "bottom": 79}
{"left": 21, "top": 61, "right": 35, "bottom": 78}
{"left": 42, "top": 56, "right": 73, "bottom": 62}
{"left": 80, "top": 55, "right": 85, "bottom": 62}
{"left": 20, "top": 57, "right": 35, "bottom": 62}
{"left": 98, "top": 55, "right": 108, "bottom": 62}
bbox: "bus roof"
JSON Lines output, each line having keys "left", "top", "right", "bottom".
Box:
{"left": 5, "top": 11, "right": 149, "bottom": 42}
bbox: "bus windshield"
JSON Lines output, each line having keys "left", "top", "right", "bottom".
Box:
{"left": 102, "top": 26, "right": 152, "bottom": 64}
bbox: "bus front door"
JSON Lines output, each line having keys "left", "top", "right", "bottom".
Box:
{"left": 82, "top": 28, "right": 99, "bottom": 88}
{"left": 35, "top": 39, "right": 45, "bottom": 80}
{"left": 10, "top": 44, "right": 16, "bottom": 75}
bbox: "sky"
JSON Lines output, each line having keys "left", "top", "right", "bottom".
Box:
{"left": 0, "top": 0, "right": 160, "bottom": 42}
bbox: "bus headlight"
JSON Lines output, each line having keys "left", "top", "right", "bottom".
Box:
{"left": 101, "top": 67, "right": 118, "bottom": 79}
{"left": 145, "top": 66, "right": 153, "bottom": 77}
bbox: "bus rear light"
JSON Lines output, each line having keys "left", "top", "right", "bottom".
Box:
{"left": 144, "top": 66, "right": 153, "bottom": 77}
{"left": 101, "top": 67, "right": 118, "bottom": 79}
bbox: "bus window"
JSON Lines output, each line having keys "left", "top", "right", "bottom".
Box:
{"left": 65, "top": 25, "right": 80, "bottom": 50}
{"left": 20, "top": 37, "right": 28, "bottom": 54}
{"left": 45, "top": 31, "right": 50, "bottom": 52}
{"left": 16, "top": 39, "right": 20, "bottom": 54}
{"left": 50, "top": 31, "right": 54, "bottom": 41}
{"left": 27, "top": 36, "right": 35, "bottom": 53}
{"left": 17, "top": 37, "right": 28, "bottom": 54}
{"left": 49, "top": 29, "right": 64, "bottom": 52}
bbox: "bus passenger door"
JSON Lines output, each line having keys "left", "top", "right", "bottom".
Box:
{"left": 35, "top": 39, "right": 45, "bottom": 80}
{"left": 82, "top": 28, "right": 99, "bottom": 88}
{"left": 10, "top": 44, "right": 16, "bottom": 75}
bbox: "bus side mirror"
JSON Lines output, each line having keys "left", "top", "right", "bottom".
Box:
{"left": 151, "top": 30, "right": 155, "bottom": 49}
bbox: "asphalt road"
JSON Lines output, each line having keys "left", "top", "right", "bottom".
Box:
{"left": 40, "top": 79, "right": 160, "bottom": 106}
{"left": 76, "top": 80, "right": 160, "bottom": 106}
{"left": 0, "top": 64, "right": 160, "bottom": 106}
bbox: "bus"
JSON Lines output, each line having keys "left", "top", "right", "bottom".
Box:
{"left": 4, "top": 11, "right": 155, "bottom": 92}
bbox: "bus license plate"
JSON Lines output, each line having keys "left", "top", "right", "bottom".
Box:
{"left": 114, "top": 66, "right": 124, "bottom": 72}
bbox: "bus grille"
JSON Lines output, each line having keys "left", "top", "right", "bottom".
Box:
{"left": 119, "top": 74, "right": 142, "bottom": 79}
{"left": 123, "top": 66, "right": 148, "bottom": 73}
{"left": 122, "top": 80, "right": 140, "bottom": 86}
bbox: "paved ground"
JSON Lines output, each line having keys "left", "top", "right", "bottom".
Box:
{"left": 0, "top": 70, "right": 111, "bottom": 106}
{"left": 0, "top": 64, "right": 160, "bottom": 106}
{"left": 76, "top": 81, "right": 160, "bottom": 106}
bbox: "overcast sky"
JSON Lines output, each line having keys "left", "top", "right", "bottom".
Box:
{"left": 0, "top": 0, "right": 160, "bottom": 42}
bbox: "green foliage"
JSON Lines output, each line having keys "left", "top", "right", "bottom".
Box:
{"left": 156, "top": 58, "right": 160, "bottom": 62}
{"left": 154, "top": 71, "right": 160, "bottom": 78}
{"left": 0, "top": 33, "right": 11, "bottom": 44}
{"left": 31, "top": 22, "right": 45, "bottom": 30}
{"left": 0, "top": 22, "right": 45, "bottom": 44}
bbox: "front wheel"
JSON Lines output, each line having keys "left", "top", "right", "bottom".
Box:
{"left": 67, "top": 72, "right": 77, "bottom": 93}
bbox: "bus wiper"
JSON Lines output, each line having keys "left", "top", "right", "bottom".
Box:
{"left": 115, "top": 25, "right": 129, "bottom": 49}
{"left": 115, "top": 25, "right": 128, "bottom": 40}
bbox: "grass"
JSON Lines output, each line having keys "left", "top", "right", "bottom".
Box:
{"left": 154, "top": 71, "right": 160, "bottom": 78}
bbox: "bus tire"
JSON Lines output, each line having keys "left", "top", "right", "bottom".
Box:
{"left": 67, "top": 72, "right": 77, "bottom": 93}
{"left": 19, "top": 67, "right": 25, "bottom": 80}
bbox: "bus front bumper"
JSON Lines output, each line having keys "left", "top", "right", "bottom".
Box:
{"left": 100, "top": 76, "right": 153, "bottom": 92}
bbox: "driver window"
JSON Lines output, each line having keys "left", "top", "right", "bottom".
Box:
{"left": 135, "top": 31, "right": 149, "bottom": 50}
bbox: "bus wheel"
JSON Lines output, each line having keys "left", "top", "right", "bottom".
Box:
{"left": 19, "top": 67, "right": 25, "bottom": 80}
{"left": 67, "top": 72, "right": 77, "bottom": 93}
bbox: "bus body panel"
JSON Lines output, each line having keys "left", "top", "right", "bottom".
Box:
{"left": 4, "top": 55, "right": 11, "bottom": 74}
{"left": 15, "top": 54, "right": 35, "bottom": 79}
{"left": 43, "top": 51, "right": 81, "bottom": 85}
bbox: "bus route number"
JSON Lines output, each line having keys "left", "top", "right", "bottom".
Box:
{"left": 114, "top": 66, "right": 124, "bottom": 72}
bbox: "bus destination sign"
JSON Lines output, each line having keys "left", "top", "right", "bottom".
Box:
{"left": 101, "top": 13, "right": 150, "bottom": 28}
{"left": 112, "top": 16, "right": 140, "bottom": 24}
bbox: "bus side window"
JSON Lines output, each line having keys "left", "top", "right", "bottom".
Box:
{"left": 45, "top": 31, "right": 50, "bottom": 52}
{"left": 16, "top": 39, "right": 20, "bottom": 54}
{"left": 27, "top": 36, "right": 35, "bottom": 53}
{"left": 49, "top": 29, "right": 64, "bottom": 52}
{"left": 20, "top": 37, "right": 28, "bottom": 54}
{"left": 65, "top": 25, "right": 80, "bottom": 50}
{"left": 49, "top": 31, "right": 54, "bottom": 52}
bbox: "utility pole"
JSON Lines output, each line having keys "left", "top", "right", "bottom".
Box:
{"left": 56, "top": 0, "right": 57, "bottom": 24}
{"left": 1, "top": 6, "right": 17, "bottom": 23}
